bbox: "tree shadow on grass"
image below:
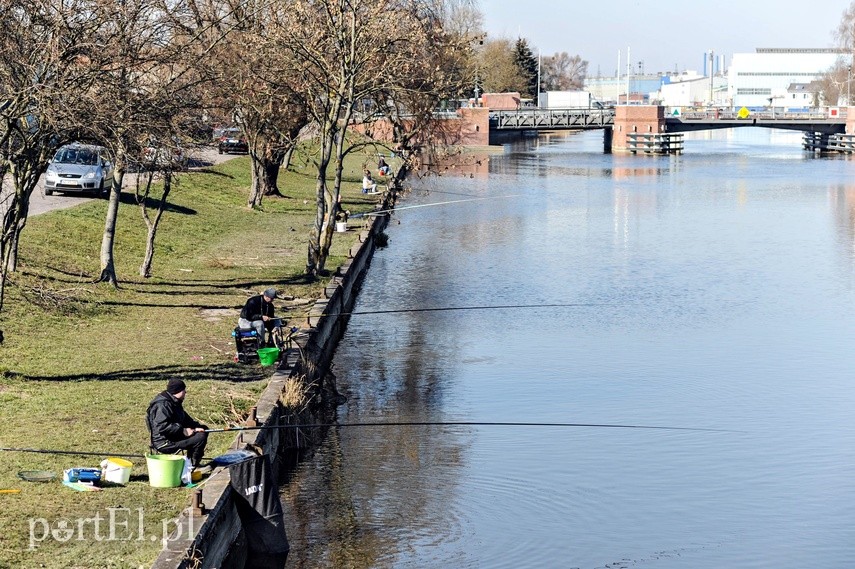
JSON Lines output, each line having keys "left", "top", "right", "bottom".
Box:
{"left": 29, "top": 268, "right": 317, "bottom": 292}
{"left": 16, "top": 362, "right": 267, "bottom": 383}
{"left": 117, "top": 191, "right": 197, "bottom": 215}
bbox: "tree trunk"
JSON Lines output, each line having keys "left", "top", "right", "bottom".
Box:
{"left": 261, "top": 153, "right": 283, "bottom": 196}
{"left": 97, "top": 163, "right": 124, "bottom": 286}
{"left": 306, "top": 121, "right": 336, "bottom": 276}
{"left": 8, "top": 225, "right": 20, "bottom": 272}
{"left": 139, "top": 172, "right": 171, "bottom": 278}
{"left": 247, "top": 151, "right": 264, "bottom": 208}
{"left": 282, "top": 144, "right": 295, "bottom": 170}
{"left": 317, "top": 104, "right": 356, "bottom": 272}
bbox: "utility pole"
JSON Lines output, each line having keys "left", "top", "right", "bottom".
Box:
{"left": 626, "top": 46, "right": 631, "bottom": 104}
{"left": 709, "top": 49, "right": 714, "bottom": 106}
{"left": 617, "top": 50, "right": 621, "bottom": 105}
{"left": 537, "top": 49, "right": 541, "bottom": 108}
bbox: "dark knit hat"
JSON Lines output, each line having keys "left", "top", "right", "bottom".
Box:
{"left": 166, "top": 378, "right": 186, "bottom": 395}
{"left": 263, "top": 287, "right": 277, "bottom": 299}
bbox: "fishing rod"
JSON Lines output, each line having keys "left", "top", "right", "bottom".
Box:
{"left": 0, "top": 446, "right": 147, "bottom": 459}
{"left": 277, "top": 301, "right": 614, "bottom": 320}
{"left": 0, "top": 421, "right": 738, "bottom": 460}
{"left": 203, "top": 421, "right": 738, "bottom": 434}
{"left": 350, "top": 194, "right": 519, "bottom": 218}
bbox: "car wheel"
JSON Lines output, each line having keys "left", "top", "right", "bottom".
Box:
{"left": 44, "top": 187, "right": 53, "bottom": 196}
{"left": 218, "top": 146, "right": 223, "bottom": 154}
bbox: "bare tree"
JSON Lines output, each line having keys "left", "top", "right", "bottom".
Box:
{"left": 0, "top": 0, "right": 104, "bottom": 332}
{"left": 817, "top": 60, "right": 849, "bottom": 106}
{"left": 206, "top": 3, "right": 309, "bottom": 209}
{"left": 370, "top": 0, "right": 478, "bottom": 188}
{"left": 87, "top": 0, "right": 239, "bottom": 285}
{"left": 837, "top": 1, "right": 855, "bottom": 51}
{"left": 541, "top": 52, "right": 588, "bottom": 91}
{"left": 277, "top": 0, "right": 414, "bottom": 276}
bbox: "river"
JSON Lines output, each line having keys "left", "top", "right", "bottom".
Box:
{"left": 280, "top": 128, "right": 855, "bottom": 568}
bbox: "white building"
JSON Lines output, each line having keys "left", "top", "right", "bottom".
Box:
{"left": 727, "top": 48, "right": 845, "bottom": 109}
{"left": 650, "top": 72, "right": 728, "bottom": 107}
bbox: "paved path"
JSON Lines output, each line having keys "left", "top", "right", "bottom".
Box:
{"left": 3, "top": 146, "right": 236, "bottom": 217}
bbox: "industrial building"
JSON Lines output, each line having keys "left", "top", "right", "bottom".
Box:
{"left": 727, "top": 48, "right": 845, "bottom": 109}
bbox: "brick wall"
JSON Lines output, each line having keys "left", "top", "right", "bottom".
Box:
{"left": 611, "top": 106, "right": 665, "bottom": 151}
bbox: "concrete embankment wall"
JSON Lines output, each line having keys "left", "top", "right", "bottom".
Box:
{"left": 151, "top": 207, "right": 392, "bottom": 569}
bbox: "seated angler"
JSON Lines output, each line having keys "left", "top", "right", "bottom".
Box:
{"left": 146, "top": 379, "right": 209, "bottom": 470}
{"left": 239, "top": 287, "right": 281, "bottom": 346}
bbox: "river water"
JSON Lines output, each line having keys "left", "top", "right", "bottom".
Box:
{"left": 280, "top": 128, "right": 855, "bottom": 568}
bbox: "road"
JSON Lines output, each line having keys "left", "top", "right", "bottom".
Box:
{"left": 4, "top": 146, "right": 236, "bottom": 217}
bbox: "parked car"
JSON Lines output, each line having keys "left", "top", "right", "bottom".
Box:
{"left": 141, "top": 142, "right": 187, "bottom": 170}
{"left": 216, "top": 128, "right": 248, "bottom": 154}
{"left": 44, "top": 143, "right": 113, "bottom": 197}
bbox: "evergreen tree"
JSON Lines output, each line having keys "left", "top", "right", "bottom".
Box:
{"left": 514, "top": 38, "right": 538, "bottom": 98}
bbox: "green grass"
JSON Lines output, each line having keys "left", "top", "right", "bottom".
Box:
{"left": 0, "top": 149, "right": 391, "bottom": 568}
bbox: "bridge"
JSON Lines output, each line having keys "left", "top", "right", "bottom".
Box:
{"left": 487, "top": 106, "right": 853, "bottom": 152}
{"left": 490, "top": 108, "right": 614, "bottom": 130}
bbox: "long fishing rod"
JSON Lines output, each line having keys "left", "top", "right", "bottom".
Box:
{"left": 0, "top": 421, "right": 737, "bottom": 459}
{"left": 0, "top": 447, "right": 147, "bottom": 459}
{"left": 277, "top": 301, "right": 613, "bottom": 320}
{"left": 203, "top": 421, "right": 738, "bottom": 434}
{"left": 350, "top": 194, "right": 519, "bottom": 218}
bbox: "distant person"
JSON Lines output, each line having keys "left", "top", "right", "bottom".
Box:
{"left": 239, "top": 288, "right": 280, "bottom": 346}
{"left": 378, "top": 157, "right": 391, "bottom": 176}
{"left": 362, "top": 170, "right": 377, "bottom": 193}
{"left": 146, "top": 379, "right": 208, "bottom": 469}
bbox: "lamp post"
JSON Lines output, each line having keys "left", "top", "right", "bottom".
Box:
{"left": 474, "top": 67, "right": 479, "bottom": 104}
{"left": 708, "top": 49, "right": 714, "bottom": 106}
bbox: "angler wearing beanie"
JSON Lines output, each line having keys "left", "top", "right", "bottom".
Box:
{"left": 146, "top": 378, "right": 208, "bottom": 467}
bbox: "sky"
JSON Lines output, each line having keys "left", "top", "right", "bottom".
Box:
{"left": 478, "top": 0, "right": 854, "bottom": 76}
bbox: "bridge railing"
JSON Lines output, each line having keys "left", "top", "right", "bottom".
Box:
{"left": 669, "top": 107, "right": 846, "bottom": 121}
{"left": 489, "top": 108, "right": 615, "bottom": 130}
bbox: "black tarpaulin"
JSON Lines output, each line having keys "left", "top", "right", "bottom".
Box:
{"left": 229, "top": 454, "right": 289, "bottom": 568}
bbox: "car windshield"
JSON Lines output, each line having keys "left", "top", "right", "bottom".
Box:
{"left": 54, "top": 148, "right": 98, "bottom": 165}
{"left": 222, "top": 129, "right": 241, "bottom": 138}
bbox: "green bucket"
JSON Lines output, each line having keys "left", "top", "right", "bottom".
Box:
{"left": 257, "top": 347, "right": 281, "bottom": 366}
{"left": 145, "top": 454, "right": 185, "bottom": 488}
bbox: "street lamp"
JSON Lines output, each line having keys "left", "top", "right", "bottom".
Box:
{"left": 848, "top": 65, "right": 851, "bottom": 106}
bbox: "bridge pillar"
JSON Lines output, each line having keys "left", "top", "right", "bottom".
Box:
{"left": 611, "top": 106, "right": 666, "bottom": 153}
{"left": 846, "top": 107, "right": 855, "bottom": 134}
{"left": 603, "top": 127, "right": 613, "bottom": 154}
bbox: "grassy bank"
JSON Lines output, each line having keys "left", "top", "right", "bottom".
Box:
{"left": 0, "top": 151, "right": 388, "bottom": 568}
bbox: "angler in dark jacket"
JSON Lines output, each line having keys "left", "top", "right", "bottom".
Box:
{"left": 238, "top": 287, "right": 279, "bottom": 346}
{"left": 146, "top": 379, "right": 208, "bottom": 467}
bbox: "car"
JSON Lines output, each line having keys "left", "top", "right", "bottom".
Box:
{"left": 216, "top": 128, "right": 248, "bottom": 154}
{"left": 141, "top": 143, "right": 187, "bottom": 170}
{"left": 44, "top": 143, "right": 113, "bottom": 197}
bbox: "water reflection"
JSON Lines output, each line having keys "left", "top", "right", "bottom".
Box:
{"left": 830, "top": 184, "right": 855, "bottom": 268}
{"left": 282, "top": 127, "right": 855, "bottom": 568}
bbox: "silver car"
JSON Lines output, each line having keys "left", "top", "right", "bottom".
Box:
{"left": 44, "top": 144, "right": 114, "bottom": 197}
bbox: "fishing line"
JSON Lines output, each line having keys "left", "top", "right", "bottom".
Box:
{"left": 350, "top": 194, "right": 520, "bottom": 218}
{"left": 204, "top": 421, "right": 738, "bottom": 434}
